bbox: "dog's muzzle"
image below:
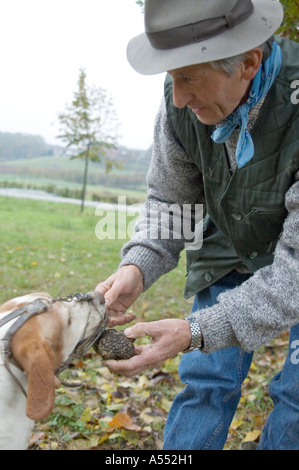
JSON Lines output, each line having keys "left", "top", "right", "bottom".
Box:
{"left": 55, "top": 291, "right": 108, "bottom": 377}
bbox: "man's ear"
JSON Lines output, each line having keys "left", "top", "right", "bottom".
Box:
{"left": 241, "top": 48, "right": 263, "bottom": 81}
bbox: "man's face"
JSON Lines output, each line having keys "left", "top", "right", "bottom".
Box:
{"left": 168, "top": 62, "right": 250, "bottom": 124}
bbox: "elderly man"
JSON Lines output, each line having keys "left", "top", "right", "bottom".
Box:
{"left": 96, "top": 0, "right": 299, "bottom": 450}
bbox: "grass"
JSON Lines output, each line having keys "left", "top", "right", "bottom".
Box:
{"left": 2, "top": 155, "right": 144, "bottom": 175}
{"left": 0, "top": 155, "right": 149, "bottom": 203}
{"left": 0, "top": 173, "right": 147, "bottom": 203}
{"left": 0, "top": 196, "right": 289, "bottom": 450}
{"left": 0, "top": 198, "right": 116, "bottom": 298}
{"left": 0, "top": 197, "right": 187, "bottom": 310}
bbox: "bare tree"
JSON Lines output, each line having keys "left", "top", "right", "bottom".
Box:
{"left": 58, "top": 68, "right": 120, "bottom": 212}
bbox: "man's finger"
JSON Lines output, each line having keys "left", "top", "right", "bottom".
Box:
{"left": 105, "top": 355, "right": 146, "bottom": 377}
{"left": 124, "top": 322, "right": 155, "bottom": 340}
{"left": 105, "top": 345, "right": 161, "bottom": 377}
{"left": 108, "top": 312, "right": 136, "bottom": 327}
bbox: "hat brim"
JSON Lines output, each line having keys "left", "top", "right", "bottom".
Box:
{"left": 127, "top": 0, "right": 284, "bottom": 75}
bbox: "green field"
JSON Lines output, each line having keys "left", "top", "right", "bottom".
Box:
{"left": 0, "top": 155, "right": 149, "bottom": 203}
{"left": 0, "top": 197, "right": 288, "bottom": 450}
{"left": 0, "top": 197, "right": 187, "bottom": 307}
{"left": 4, "top": 155, "right": 144, "bottom": 173}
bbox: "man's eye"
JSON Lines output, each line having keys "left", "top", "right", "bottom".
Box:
{"left": 185, "top": 77, "right": 199, "bottom": 85}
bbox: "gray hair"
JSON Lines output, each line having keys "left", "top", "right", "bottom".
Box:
{"left": 211, "top": 37, "right": 274, "bottom": 76}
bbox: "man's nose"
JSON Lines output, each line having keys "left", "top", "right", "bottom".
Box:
{"left": 172, "top": 80, "right": 193, "bottom": 109}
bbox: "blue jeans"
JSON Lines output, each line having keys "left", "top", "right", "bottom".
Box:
{"left": 163, "top": 271, "right": 299, "bottom": 450}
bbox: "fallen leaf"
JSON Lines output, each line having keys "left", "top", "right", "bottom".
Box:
{"left": 29, "top": 431, "right": 46, "bottom": 446}
{"left": 88, "top": 434, "right": 100, "bottom": 448}
{"left": 250, "top": 374, "right": 266, "bottom": 384}
{"left": 160, "top": 397, "right": 172, "bottom": 413}
{"left": 107, "top": 412, "right": 141, "bottom": 432}
{"left": 105, "top": 403, "right": 124, "bottom": 412}
{"left": 80, "top": 407, "right": 92, "bottom": 423}
{"left": 143, "top": 425, "right": 152, "bottom": 433}
{"left": 74, "top": 359, "right": 84, "bottom": 368}
{"left": 136, "top": 374, "right": 150, "bottom": 389}
{"left": 97, "top": 433, "right": 110, "bottom": 445}
{"left": 242, "top": 429, "right": 261, "bottom": 442}
{"left": 100, "top": 383, "right": 114, "bottom": 393}
{"left": 229, "top": 417, "right": 244, "bottom": 431}
{"left": 140, "top": 407, "right": 164, "bottom": 425}
{"left": 246, "top": 394, "right": 257, "bottom": 402}
{"left": 108, "top": 432, "right": 123, "bottom": 440}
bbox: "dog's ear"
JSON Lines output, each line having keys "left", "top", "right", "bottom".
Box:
{"left": 25, "top": 342, "right": 56, "bottom": 420}
{"left": 11, "top": 337, "right": 56, "bottom": 420}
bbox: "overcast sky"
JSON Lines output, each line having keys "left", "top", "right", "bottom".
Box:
{"left": 0, "top": 0, "right": 165, "bottom": 150}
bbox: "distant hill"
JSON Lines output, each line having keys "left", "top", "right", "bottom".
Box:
{"left": 0, "top": 132, "right": 62, "bottom": 160}
{"left": 0, "top": 131, "right": 152, "bottom": 173}
{"left": 0, "top": 131, "right": 153, "bottom": 203}
{"left": 106, "top": 145, "right": 152, "bottom": 173}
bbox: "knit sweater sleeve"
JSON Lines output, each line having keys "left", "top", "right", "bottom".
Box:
{"left": 119, "top": 96, "right": 204, "bottom": 291}
{"left": 193, "top": 179, "right": 299, "bottom": 353}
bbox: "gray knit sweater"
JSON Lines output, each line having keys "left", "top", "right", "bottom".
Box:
{"left": 120, "top": 96, "right": 299, "bottom": 354}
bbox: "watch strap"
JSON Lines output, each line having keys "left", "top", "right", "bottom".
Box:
{"left": 184, "top": 318, "right": 203, "bottom": 353}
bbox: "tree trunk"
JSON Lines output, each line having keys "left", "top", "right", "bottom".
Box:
{"left": 81, "top": 149, "right": 89, "bottom": 212}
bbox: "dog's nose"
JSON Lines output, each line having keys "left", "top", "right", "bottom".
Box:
{"left": 89, "top": 291, "right": 105, "bottom": 306}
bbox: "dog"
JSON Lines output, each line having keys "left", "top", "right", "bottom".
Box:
{"left": 0, "top": 291, "right": 107, "bottom": 450}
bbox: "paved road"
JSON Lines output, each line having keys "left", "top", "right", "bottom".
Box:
{"left": 0, "top": 188, "right": 139, "bottom": 213}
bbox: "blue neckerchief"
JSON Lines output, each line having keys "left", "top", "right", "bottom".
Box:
{"left": 211, "top": 42, "right": 282, "bottom": 169}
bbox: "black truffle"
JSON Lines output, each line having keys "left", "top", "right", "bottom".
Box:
{"left": 93, "top": 329, "right": 135, "bottom": 360}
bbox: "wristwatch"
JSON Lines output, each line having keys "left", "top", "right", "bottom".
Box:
{"left": 184, "top": 318, "right": 203, "bottom": 353}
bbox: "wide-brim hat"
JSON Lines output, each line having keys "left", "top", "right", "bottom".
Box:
{"left": 127, "top": 0, "right": 284, "bottom": 75}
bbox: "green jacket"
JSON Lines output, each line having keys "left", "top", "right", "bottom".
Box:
{"left": 164, "top": 36, "right": 299, "bottom": 298}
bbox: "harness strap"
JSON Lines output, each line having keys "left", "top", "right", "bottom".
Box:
{"left": 0, "top": 298, "right": 52, "bottom": 328}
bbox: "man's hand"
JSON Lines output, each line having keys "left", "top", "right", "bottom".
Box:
{"left": 104, "top": 319, "right": 192, "bottom": 376}
{"left": 95, "top": 265, "right": 144, "bottom": 327}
